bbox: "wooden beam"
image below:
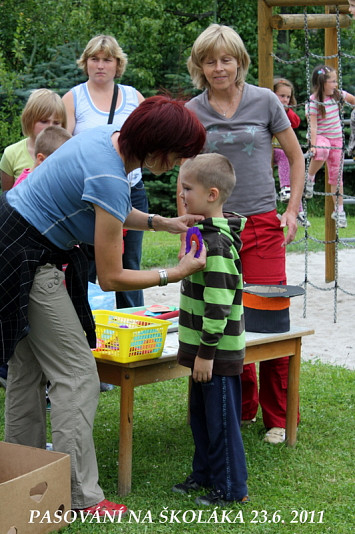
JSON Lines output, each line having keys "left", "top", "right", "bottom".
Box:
{"left": 271, "top": 13, "right": 351, "bottom": 30}
{"left": 258, "top": 0, "right": 274, "bottom": 90}
{"left": 264, "top": 0, "right": 348, "bottom": 6}
{"left": 329, "top": 5, "right": 352, "bottom": 13}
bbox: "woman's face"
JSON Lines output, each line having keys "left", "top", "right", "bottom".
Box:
{"left": 275, "top": 84, "right": 292, "bottom": 107}
{"left": 324, "top": 71, "right": 338, "bottom": 97}
{"left": 201, "top": 48, "right": 239, "bottom": 91}
{"left": 144, "top": 153, "right": 182, "bottom": 176}
{"left": 86, "top": 51, "right": 118, "bottom": 83}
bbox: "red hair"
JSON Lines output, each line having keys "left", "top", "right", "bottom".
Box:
{"left": 118, "top": 95, "right": 206, "bottom": 167}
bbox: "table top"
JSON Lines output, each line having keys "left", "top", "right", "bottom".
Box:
{"left": 94, "top": 325, "right": 314, "bottom": 368}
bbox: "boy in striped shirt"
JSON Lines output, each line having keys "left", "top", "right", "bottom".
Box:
{"left": 173, "top": 153, "right": 249, "bottom": 507}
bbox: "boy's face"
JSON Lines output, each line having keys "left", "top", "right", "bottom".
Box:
{"left": 348, "top": 1, "right": 355, "bottom": 17}
{"left": 179, "top": 172, "right": 211, "bottom": 215}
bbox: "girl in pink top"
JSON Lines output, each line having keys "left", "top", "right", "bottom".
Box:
{"left": 273, "top": 78, "right": 309, "bottom": 227}
{"left": 305, "top": 65, "right": 355, "bottom": 228}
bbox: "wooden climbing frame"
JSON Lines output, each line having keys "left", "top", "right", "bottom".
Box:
{"left": 257, "top": 0, "right": 352, "bottom": 282}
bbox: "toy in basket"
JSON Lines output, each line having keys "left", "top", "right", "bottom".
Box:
{"left": 92, "top": 310, "right": 171, "bottom": 363}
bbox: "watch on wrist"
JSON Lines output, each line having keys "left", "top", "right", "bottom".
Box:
{"left": 147, "top": 214, "right": 156, "bottom": 230}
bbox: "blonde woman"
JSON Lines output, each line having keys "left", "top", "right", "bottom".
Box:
{"left": 177, "top": 24, "right": 305, "bottom": 445}
{"left": 63, "top": 35, "right": 147, "bottom": 310}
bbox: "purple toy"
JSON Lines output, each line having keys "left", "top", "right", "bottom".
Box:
{"left": 185, "top": 227, "right": 203, "bottom": 258}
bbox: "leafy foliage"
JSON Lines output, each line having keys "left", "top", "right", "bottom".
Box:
{"left": 144, "top": 166, "right": 180, "bottom": 217}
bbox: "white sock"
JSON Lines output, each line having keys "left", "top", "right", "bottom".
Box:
{"left": 307, "top": 174, "right": 315, "bottom": 183}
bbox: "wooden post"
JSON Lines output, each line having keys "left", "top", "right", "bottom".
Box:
{"left": 324, "top": 6, "right": 338, "bottom": 283}
{"left": 258, "top": 0, "right": 274, "bottom": 90}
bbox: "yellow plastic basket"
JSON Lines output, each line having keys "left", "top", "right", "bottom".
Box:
{"left": 92, "top": 310, "right": 171, "bottom": 363}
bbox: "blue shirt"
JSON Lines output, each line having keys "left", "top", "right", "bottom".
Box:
{"left": 6, "top": 125, "right": 132, "bottom": 249}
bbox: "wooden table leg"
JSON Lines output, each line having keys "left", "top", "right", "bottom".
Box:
{"left": 285, "top": 338, "right": 301, "bottom": 447}
{"left": 118, "top": 368, "right": 135, "bottom": 496}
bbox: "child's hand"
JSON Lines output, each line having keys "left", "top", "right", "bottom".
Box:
{"left": 192, "top": 356, "right": 213, "bottom": 383}
{"left": 309, "top": 147, "right": 316, "bottom": 157}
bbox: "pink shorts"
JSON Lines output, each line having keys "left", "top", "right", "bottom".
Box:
{"left": 314, "top": 135, "right": 343, "bottom": 185}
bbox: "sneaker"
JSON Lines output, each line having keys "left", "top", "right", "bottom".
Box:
{"left": 304, "top": 180, "right": 314, "bottom": 199}
{"left": 76, "top": 499, "right": 128, "bottom": 518}
{"left": 279, "top": 186, "right": 291, "bottom": 202}
{"left": 264, "top": 427, "right": 285, "bottom": 444}
{"left": 172, "top": 475, "right": 203, "bottom": 494}
{"left": 297, "top": 212, "right": 311, "bottom": 227}
{"left": 331, "top": 210, "right": 347, "bottom": 228}
{"left": 195, "top": 489, "right": 250, "bottom": 507}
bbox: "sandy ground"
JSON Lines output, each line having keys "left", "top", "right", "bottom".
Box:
{"left": 143, "top": 249, "right": 355, "bottom": 371}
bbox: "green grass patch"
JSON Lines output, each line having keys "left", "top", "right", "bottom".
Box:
{"left": 0, "top": 361, "right": 353, "bottom": 533}
{"left": 141, "top": 232, "right": 181, "bottom": 269}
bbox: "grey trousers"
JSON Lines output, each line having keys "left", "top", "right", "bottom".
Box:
{"left": 5, "top": 263, "right": 104, "bottom": 508}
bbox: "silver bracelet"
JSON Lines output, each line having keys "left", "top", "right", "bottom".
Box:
{"left": 147, "top": 214, "right": 156, "bottom": 230}
{"left": 158, "top": 269, "right": 168, "bottom": 286}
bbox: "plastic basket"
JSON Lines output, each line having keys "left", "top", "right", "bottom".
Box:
{"left": 92, "top": 310, "right": 171, "bottom": 363}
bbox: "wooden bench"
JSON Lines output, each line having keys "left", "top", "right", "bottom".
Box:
{"left": 95, "top": 325, "right": 314, "bottom": 496}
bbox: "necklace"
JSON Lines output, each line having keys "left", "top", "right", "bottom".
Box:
{"left": 210, "top": 86, "right": 242, "bottom": 117}
{"left": 213, "top": 98, "right": 235, "bottom": 117}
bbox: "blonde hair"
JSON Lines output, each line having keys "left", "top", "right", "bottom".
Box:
{"left": 187, "top": 24, "right": 250, "bottom": 91}
{"left": 273, "top": 78, "right": 297, "bottom": 106}
{"left": 21, "top": 89, "right": 67, "bottom": 136}
{"left": 34, "top": 126, "right": 72, "bottom": 157}
{"left": 180, "top": 153, "right": 236, "bottom": 204}
{"left": 77, "top": 35, "right": 128, "bottom": 78}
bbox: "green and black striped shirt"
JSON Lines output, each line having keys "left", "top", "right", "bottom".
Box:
{"left": 178, "top": 213, "right": 246, "bottom": 376}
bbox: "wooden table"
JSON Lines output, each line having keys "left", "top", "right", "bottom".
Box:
{"left": 95, "top": 325, "right": 314, "bottom": 496}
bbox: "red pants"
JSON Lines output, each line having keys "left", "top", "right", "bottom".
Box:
{"left": 240, "top": 211, "right": 300, "bottom": 428}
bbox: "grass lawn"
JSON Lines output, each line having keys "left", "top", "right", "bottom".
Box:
{"left": 0, "top": 361, "right": 352, "bottom": 533}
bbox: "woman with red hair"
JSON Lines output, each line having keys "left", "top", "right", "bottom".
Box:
{"left": 0, "top": 95, "right": 206, "bottom": 517}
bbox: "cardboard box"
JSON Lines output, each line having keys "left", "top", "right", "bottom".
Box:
{"left": 0, "top": 442, "right": 71, "bottom": 534}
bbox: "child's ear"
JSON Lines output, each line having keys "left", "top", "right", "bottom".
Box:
{"left": 208, "top": 187, "right": 219, "bottom": 201}
{"left": 35, "top": 153, "right": 46, "bottom": 165}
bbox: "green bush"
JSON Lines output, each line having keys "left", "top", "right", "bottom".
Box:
{"left": 144, "top": 166, "right": 180, "bottom": 217}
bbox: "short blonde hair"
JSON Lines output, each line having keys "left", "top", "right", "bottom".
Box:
{"left": 21, "top": 89, "right": 67, "bottom": 137}
{"left": 77, "top": 35, "right": 128, "bottom": 78}
{"left": 180, "top": 153, "right": 236, "bottom": 204}
{"left": 187, "top": 24, "right": 250, "bottom": 91}
{"left": 34, "top": 125, "right": 72, "bottom": 157}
